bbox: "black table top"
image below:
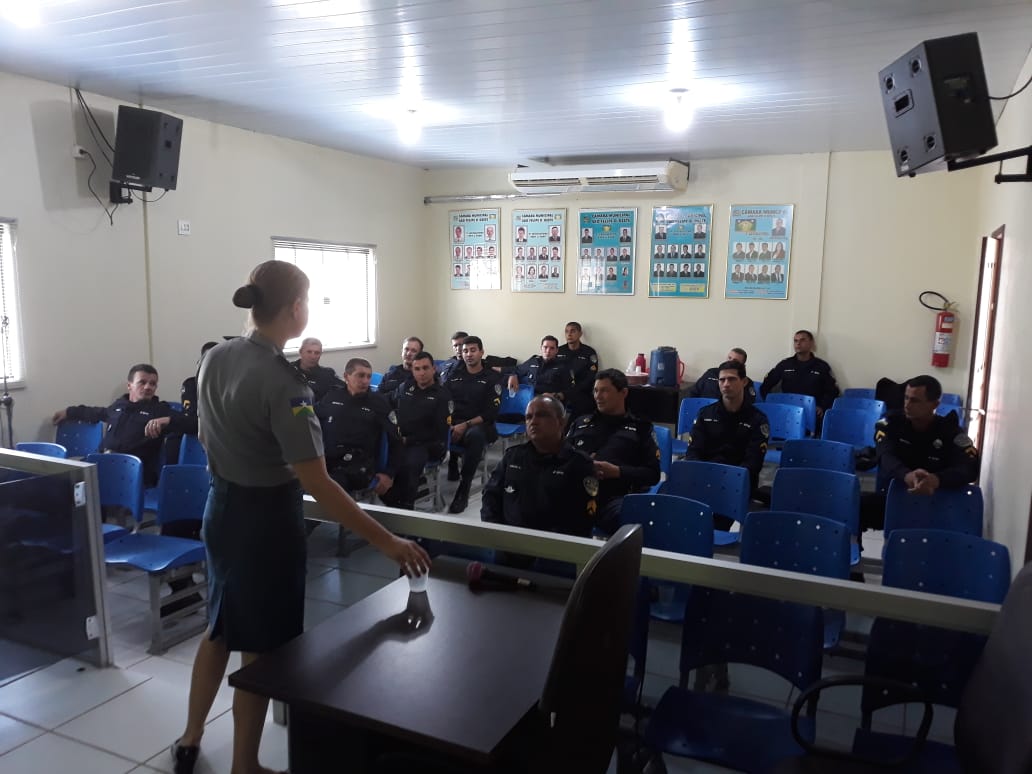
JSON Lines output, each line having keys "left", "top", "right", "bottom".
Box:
{"left": 229, "top": 559, "right": 569, "bottom": 764}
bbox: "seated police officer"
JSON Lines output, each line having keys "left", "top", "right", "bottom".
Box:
{"left": 53, "top": 363, "right": 185, "bottom": 487}
{"left": 378, "top": 336, "right": 423, "bottom": 396}
{"left": 860, "top": 374, "right": 980, "bottom": 531}
{"left": 684, "top": 359, "right": 769, "bottom": 530}
{"left": 316, "top": 358, "right": 401, "bottom": 501}
{"left": 505, "top": 335, "right": 576, "bottom": 404}
{"left": 390, "top": 352, "right": 452, "bottom": 510}
{"left": 482, "top": 395, "right": 597, "bottom": 566}
{"left": 290, "top": 337, "right": 341, "bottom": 402}
{"left": 567, "top": 369, "right": 661, "bottom": 534}
{"left": 437, "top": 330, "right": 468, "bottom": 381}
{"left": 689, "top": 347, "right": 757, "bottom": 404}
{"left": 445, "top": 336, "right": 503, "bottom": 514}
{"left": 760, "top": 329, "right": 840, "bottom": 420}
{"left": 556, "top": 321, "right": 599, "bottom": 419}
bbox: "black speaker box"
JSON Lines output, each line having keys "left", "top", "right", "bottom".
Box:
{"left": 879, "top": 32, "right": 997, "bottom": 177}
{"left": 111, "top": 106, "right": 183, "bottom": 191}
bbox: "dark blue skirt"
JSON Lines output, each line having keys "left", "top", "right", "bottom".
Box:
{"left": 202, "top": 474, "right": 306, "bottom": 653}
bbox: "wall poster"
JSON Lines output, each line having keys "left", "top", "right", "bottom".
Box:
{"left": 575, "top": 209, "right": 636, "bottom": 296}
{"left": 648, "top": 205, "right": 713, "bottom": 298}
{"left": 511, "top": 208, "right": 566, "bottom": 293}
{"left": 724, "top": 204, "right": 793, "bottom": 300}
{"left": 450, "top": 208, "right": 501, "bottom": 290}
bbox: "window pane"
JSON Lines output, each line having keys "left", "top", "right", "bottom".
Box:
{"left": 0, "top": 224, "right": 24, "bottom": 383}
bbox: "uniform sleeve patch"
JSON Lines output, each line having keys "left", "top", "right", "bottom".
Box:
{"left": 953, "top": 433, "right": 974, "bottom": 448}
{"left": 760, "top": 423, "right": 770, "bottom": 439}
{"left": 290, "top": 397, "right": 315, "bottom": 417}
{"left": 583, "top": 476, "right": 599, "bottom": 497}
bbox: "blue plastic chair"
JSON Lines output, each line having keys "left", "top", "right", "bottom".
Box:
{"left": 103, "top": 464, "right": 210, "bottom": 654}
{"left": 833, "top": 397, "right": 886, "bottom": 416}
{"left": 882, "top": 528, "right": 1010, "bottom": 603}
{"left": 671, "top": 397, "right": 717, "bottom": 457}
{"left": 177, "top": 434, "right": 208, "bottom": 466}
{"left": 940, "top": 392, "right": 963, "bottom": 406}
{"left": 780, "top": 438, "right": 855, "bottom": 474}
{"left": 842, "top": 388, "right": 876, "bottom": 399}
{"left": 86, "top": 452, "right": 145, "bottom": 526}
{"left": 652, "top": 425, "right": 673, "bottom": 478}
{"left": 771, "top": 466, "right": 861, "bottom": 566}
{"left": 55, "top": 420, "right": 104, "bottom": 458}
{"left": 15, "top": 442, "right": 68, "bottom": 458}
{"left": 495, "top": 385, "right": 534, "bottom": 450}
{"left": 166, "top": 401, "right": 184, "bottom": 413}
{"left": 935, "top": 402, "right": 967, "bottom": 428}
{"left": 741, "top": 511, "right": 851, "bottom": 648}
{"left": 644, "top": 586, "right": 825, "bottom": 773}
{"left": 661, "top": 460, "right": 749, "bottom": 546}
{"left": 620, "top": 493, "right": 713, "bottom": 622}
{"left": 821, "top": 407, "right": 879, "bottom": 451}
{"left": 757, "top": 402, "right": 806, "bottom": 465}
{"left": 764, "top": 393, "right": 818, "bottom": 436}
{"left": 370, "top": 372, "right": 383, "bottom": 388}
{"left": 883, "top": 479, "right": 983, "bottom": 539}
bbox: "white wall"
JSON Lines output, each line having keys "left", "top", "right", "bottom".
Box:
{"left": 975, "top": 47, "right": 1032, "bottom": 566}
{"left": 0, "top": 71, "right": 425, "bottom": 445}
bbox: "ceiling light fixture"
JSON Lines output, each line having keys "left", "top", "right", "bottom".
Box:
{"left": 664, "top": 88, "right": 693, "bottom": 132}
{"left": 398, "top": 109, "right": 422, "bottom": 145}
{"left": 0, "top": 0, "right": 41, "bottom": 28}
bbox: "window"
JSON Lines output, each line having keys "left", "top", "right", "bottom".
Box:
{"left": 272, "top": 238, "right": 377, "bottom": 351}
{"left": 0, "top": 222, "right": 24, "bottom": 385}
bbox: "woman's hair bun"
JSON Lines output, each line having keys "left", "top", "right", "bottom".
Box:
{"left": 232, "top": 283, "right": 263, "bottom": 309}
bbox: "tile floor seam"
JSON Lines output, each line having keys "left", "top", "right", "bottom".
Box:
{"left": 40, "top": 673, "right": 156, "bottom": 731}
{"left": 24, "top": 728, "right": 143, "bottom": 767}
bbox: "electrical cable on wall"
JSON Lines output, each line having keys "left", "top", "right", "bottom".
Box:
{"left": 988, "top": 71, "right": 1032, "bottom": 101}
{"left": 81, "top": 149, "right": 118, "bottom": 226}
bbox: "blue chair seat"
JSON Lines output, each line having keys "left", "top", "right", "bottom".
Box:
{"left": 495, "top": 421, "right": 525, "bottom": 438}
{"left": 670, "top": 438, "right": 688, "bottom": 457}
{"left": 104, "top": 533, "right": 206, "bottom": 573}
{"left": 646, "top": 687, "right": 815, "bottom": 772}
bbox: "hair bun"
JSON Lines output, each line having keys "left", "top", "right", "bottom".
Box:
{"left": 232, "top": 283, "right": 263, "bottom": 309}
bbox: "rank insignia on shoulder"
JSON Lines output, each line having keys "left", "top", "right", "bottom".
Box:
{"left": 290, "top": 397, "right": 315, "bottom": 417}
{"left": 583, "top": 476, "right": 599, "bottom": 497}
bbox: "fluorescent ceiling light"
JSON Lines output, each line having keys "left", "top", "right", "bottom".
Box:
{"left": 0, "top": 1, "right": 41, "bottom": 28}
{"left": 397, "top": 109, "right": 422, "bottom": 145}
{"left": 664, "top": 88, "right": 693, "bottom": 132}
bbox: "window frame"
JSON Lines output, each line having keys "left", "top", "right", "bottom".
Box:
{"left": 271, "top": 236, "right": 379, "bottom": 355}
{"left": 0, "top": 220, "right": 26, "bottom": 389}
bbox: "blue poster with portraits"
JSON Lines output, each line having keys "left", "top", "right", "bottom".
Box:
{"left": 724, "top": 205, "right": 793, "bottom": 299}
{"left": 450, "top": 208, "right": 501, "bottom": 290}
{"left": 575, "top": 209, "right": 636, "bottom": 296}
{"left": 648, "top": 205, "right": 712, "bottom": 298}
{"left": 511, "top": 209, "right": 565, "bottom": 293}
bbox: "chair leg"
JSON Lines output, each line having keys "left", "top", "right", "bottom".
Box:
{"left": 147, "top": 566, "right": 208, "bottom": 655}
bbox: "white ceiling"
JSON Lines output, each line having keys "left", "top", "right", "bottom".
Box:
{"left": 1, "top": 0, "right": 1030, "bottom": 168}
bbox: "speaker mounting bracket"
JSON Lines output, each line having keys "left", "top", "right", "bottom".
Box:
{"left": 946, "top": 144, "right": 1032, "bottom": 183}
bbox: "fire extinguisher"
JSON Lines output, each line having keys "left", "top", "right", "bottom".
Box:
{"left": 920, "top": 291, "right": 957, "bottom": 369}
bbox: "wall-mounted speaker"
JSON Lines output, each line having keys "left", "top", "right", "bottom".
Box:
{"left": 111, "top": 106, "right": 183, "bottom": 191}
{"left": 879, "top": 32, "right": 997, "bottom": 177}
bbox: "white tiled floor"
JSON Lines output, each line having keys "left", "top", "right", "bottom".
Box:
{"left": 0, "top": 452, "right": 929, "bottom": 773}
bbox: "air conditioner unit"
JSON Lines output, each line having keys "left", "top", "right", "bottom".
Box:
{"left": 508, "top": 160, "right": 690, "bottom": 195}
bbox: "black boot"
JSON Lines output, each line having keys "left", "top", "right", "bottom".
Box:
{"left": 447, "top": 455, "right": 461, "bottom": 481}
{"left": 449, "top": 480, "right": 471, "bottom": 514}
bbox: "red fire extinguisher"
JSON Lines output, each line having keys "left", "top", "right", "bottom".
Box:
{"left": 920, "top": 291, "right": 956, "bottom": 369}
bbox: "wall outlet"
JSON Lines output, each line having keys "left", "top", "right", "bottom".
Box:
{"left": 177, "top": 219, "right": 191, "bottom": 236}
{"left": 71, "top": 145, "right": 87, "bottom": 159}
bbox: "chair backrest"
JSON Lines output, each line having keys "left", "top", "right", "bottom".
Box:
{"left": 370, "top": 372, "right": 383, "bottom": 387}
{"left": 651, "top": 425, "right": 673, "bottom": 476}
{"left": 820, "top": 407, "right": 878, "bottom": 450}
{"left": 177, "top": 434, "right": 208, "bottom": 466}
{"left": 764, "top": 392, "right": 817, "bottom": 436}
{"left": 771, "top": 466, "right": 860, "bottom": 535}
{"left": 935, "top": 402, "right": 967, "bottom": 428}
{"left": 154, "top": 464, "right": 210, "bottom": 526}
{"left": 780, "top": 438, "right": 855, "bottom": 474}
{"left": 664, "top": 460, "right": 749, "bottom": 525}
{"left": 882, "top": 528, "right": 1009, "bottom": 603}
{"left": 955, "top": 561, "right": 1032, "bottom": 773}
{"left": 498, "top": 384, "right": 534, "bottom": 418}
{"left": 883, "top": 479, "right": 983, "bottom": 537}
{"left": 940, "top": 392, "right": 964, "bottom": 406}
{"left": 676, "top": 397, "right": 717, "bottom": 436}
{"left": 842, "top": 387, "right": 876, "bottom": 399}
{"left": 55, "top": 420, "right": 105, "bottom": 458}
{"left": 537, "top": 523, "right": 643, "bottom": 773}
{"left": 619, "top": 493, "right": 713, "bottom": 558}
{"left": 15, "top": 442, "right": 68, "bottom": 458}
{"left": 832, "top": 396, "right": 886, "bottom": 416}
{"left": 85, "top": 452, "right": 144, "bottom": 523}
{"left": 740, "top": 511, "right": 850, "bottom": 579}
{"left": 757, "top": 402, "right": 806, "bottom": 443}
{"left": 166, "top": 401, "right": 184, "bottom": 413}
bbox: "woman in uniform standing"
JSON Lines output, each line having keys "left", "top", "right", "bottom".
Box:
{"left": 171, "top": 260, "right": 429, "bottom": 774}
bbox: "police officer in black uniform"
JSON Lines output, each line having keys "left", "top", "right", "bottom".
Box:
{"left": 690, "top": 347, "right": 757, "bottom": 405}
{"left": 483, "top": 395, "right": 597, "bottom": 544}
{"left": 437, "top": 330, "right": 468, "bottom": 381}
{"left": 316, "top": 357, "right": 401, "bottom": 501}
{"left": 378, "top": 336, "right": 423, "bottom": 396}
{"left": 685, "top": 359, "right": 769, "bottom": 529}
{"left": 860, "top": 374, "right": 980, "bottom": 530}
{"left": 290, "top": 337, "right": 341, "bottom": 402}
{"left": 557, "top": 321, "right": 599, "bottom": 418}
{"left": 760, "top": 329, "right": 840, "bottom": 418}
{"left": 445, "top": 335, "right": 503, "bottom": 513}
{"left": 390, "top": 351, "right": 452, "bottom": 510}
{"left": 567, "top": 368, "right": 661, "bottom": 534}
{"left": 505, "top": 335, "right": 576, "bottom": 404}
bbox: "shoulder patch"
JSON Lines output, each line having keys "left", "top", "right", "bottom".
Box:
{"left": 583, "top": 476, "right": 599, "bottom": 497}
{"left": 388, "top": 410, "right": 398, "bottom": 425}
{"left": 953, "top": 433, "right": 974, "bottom": 449}
{"left": 495, "top": 384, "right": 502, "bottom": 395}
{"left": 590, "top": 354, "right": 598, "bottom": 364}
{"left": 760, "top": 423, "right": 770, "bottom": 439}
{"left": 289, "top": 396, "right": 315, "bottom": 417}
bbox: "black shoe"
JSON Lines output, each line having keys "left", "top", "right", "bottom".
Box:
{"left": 447, "top": 457, "right": 460, "bottom": 482}
{"left": 161, "top": 593, "right": 203, "bottom": 616}
{"left": 170, "top": 739, "right": 199, "bottom": 774}
{"left": 448, "top": 485, "right": 470, "bottom": 514}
